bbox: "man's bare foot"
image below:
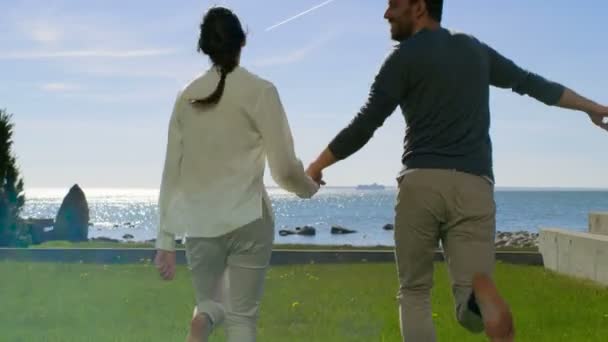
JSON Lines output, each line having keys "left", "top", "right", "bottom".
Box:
{"left": 472, "top": 273, "right": 515, "bottom": 342}
{"left": 186, "top": 307, "right": 212, "bottom": 342}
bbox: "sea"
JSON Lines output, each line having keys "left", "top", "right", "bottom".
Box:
{"left": 22, "top": 187, "right": 608, "bottom": 247}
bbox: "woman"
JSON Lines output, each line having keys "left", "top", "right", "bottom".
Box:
{"left": 154, "top": 7, "right": 319, "bottom": 342}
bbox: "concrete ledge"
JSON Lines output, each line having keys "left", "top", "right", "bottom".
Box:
{"left": 539, "top": 228, "right": 608, "bottom": 286}
{"left": 0, "top": 248, "right": 543, "bottom": 266}
{"left": 589, "top": 212, "right": 608, "bottom": 235}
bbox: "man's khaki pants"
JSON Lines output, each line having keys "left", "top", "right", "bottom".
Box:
{"left": 395, "top": 169, "right": 496, "bottom": 341}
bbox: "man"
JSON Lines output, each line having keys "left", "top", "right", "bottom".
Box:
{"left": 306, "top": 0, "right": 608, "bottom": 341}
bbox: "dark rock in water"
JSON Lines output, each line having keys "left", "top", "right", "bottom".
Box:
{"left": 54, "top": 184, "right": 90, "bottom": 242}
{"left": 383, "top": 224, "right": 394, "bottom": 231}
{"left": 123, "top": 234, "right": 134, "bottom": 240}
{"left": 331, "top": 226, "right": 357, "bottom": 234}
{"left": 296, "top": 226, "right": 316, "bottom": 236}
{"left": 113, "top": 224, "right": 119, "bottom": 228}
{"left": 91, "top": 237, "right": 120, "bottom": 243}
{"left": 280, "top": 226, "right": 316, "bottom": 236}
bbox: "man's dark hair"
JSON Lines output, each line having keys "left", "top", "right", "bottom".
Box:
{"left": 425, "top": 0, "right": 443, "bottom": 22}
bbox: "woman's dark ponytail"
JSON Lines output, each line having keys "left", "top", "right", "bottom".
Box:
{"left": 192, "top": 7, "right": 246, "bottom": 106}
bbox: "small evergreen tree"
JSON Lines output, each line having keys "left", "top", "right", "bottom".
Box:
{"left": 0, "top": 109, "right": 27, "bottom": 247}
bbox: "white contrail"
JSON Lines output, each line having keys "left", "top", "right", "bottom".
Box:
{"left": 265, "top": 0, "right": 338, "bottom": 32}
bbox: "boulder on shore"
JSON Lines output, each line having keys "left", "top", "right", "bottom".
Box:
{"left": 53, "top": 184, "right": 90, "bottom": 242}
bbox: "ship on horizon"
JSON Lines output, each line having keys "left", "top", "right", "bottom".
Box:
{"left": 355, "top": 183, "right": 386, "bottom": 190}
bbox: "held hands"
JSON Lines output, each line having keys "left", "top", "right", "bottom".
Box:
{"left": 306, "top": 162, "right": 326, "bottom": 186}
{"left": 155, "top": 249, "right": 176, "bottom": 281}
{"left": 306, "top": 148, "right": 338, "bottom": 188}
{"left": 588, "top": 105, "right": 608, "bottom": 131}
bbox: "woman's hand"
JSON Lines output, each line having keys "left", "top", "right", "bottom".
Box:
{"left": 155, "top": 249, "right": 176, "bottom": 281}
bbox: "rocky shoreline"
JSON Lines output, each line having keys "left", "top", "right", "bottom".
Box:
{"left": 494, "top": 231, "right": 540, "bottom": 248}
{"left": 88, "top": 227, "right": 540, "bottom": 249}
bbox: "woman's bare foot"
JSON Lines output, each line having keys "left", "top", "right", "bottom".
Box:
{"left": 472, "top": 273, "right": 515, "bottom": 342}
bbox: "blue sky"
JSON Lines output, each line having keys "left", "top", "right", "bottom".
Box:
{"left": 2, "top": 0, "right": 607, "bottom": 189}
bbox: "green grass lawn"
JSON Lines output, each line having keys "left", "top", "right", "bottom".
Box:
{"left": 1, "top": 261, "right": 605, "bottom": 342}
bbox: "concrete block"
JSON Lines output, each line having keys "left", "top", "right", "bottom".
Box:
{"left": 539, "top": 228, "right": 608, "bottom": 286}
{"left": 595, "top": 242, "right": 608, "bottom": 285}
{"left": 539, "top": 229, "right": 558, "bottom": 271}
{"left": 589, "top": 212, "right": 608, "bottom": 235}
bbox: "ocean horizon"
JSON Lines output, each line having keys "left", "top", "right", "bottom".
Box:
{"left": 21, "top": 187, "right": 608, "bottom": 247}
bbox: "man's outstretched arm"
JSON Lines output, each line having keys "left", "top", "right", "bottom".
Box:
{"left": 307, "top": 47, "right": 407, "bottom": 183}
{"left": 485, "top": 43, "right": 608, "bottom": 131}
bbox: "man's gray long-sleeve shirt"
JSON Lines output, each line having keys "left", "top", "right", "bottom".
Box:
{"left": 328, "top": 28, "right": 565, "bottom": 181}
